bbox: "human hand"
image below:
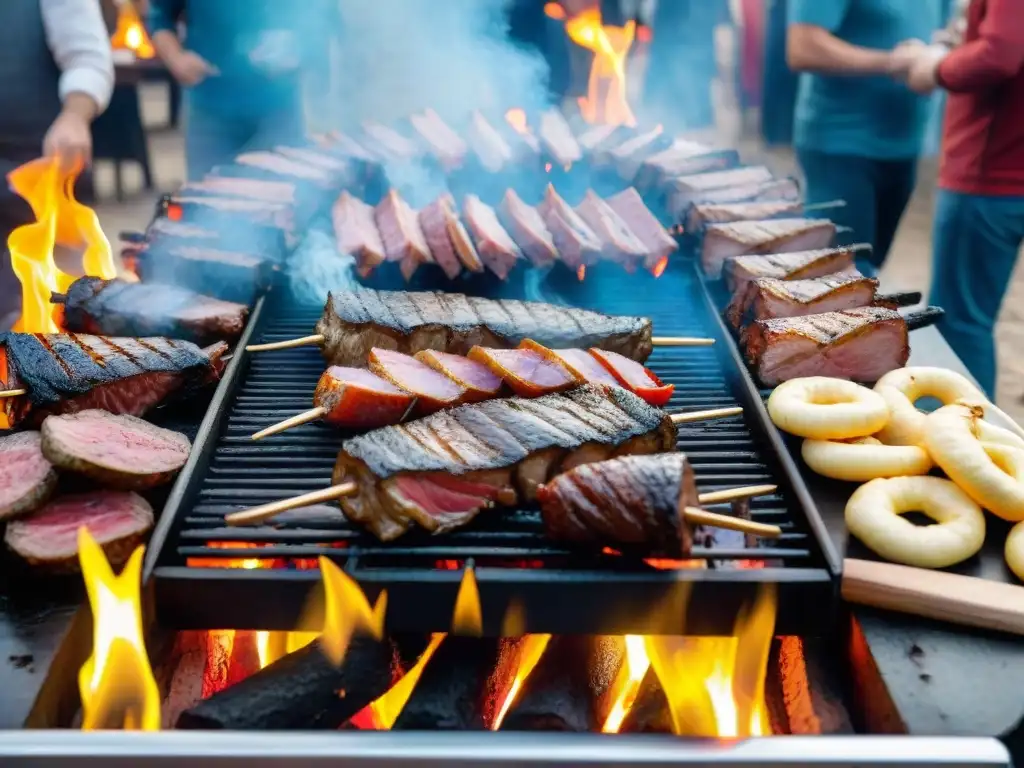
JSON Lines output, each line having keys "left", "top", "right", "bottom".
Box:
{"left": 43, "top": 109, "right": 92, "bottom": 170}
{"left": 168, "top": 50, "right": 217, "bottom": 86}
{"left": 906, "top": 45, "right": 949, "bottom": 94}
{"left": 888, "top": 39, "right": 926, "bottom": 79}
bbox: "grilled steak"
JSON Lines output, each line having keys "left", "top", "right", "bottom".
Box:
{"left": 538, "top": 185, "right": 602, "bottom": 269}
{"left": 538, "top": 109, "right": 582, "bottom": 166}
{"left": 463, "top": 194, "right": 523, "bottom": 279}
{"left": 314, "top": 288, "right": 653, "bottom": 366}
{"left": 332, "top": 385, "right": 677, "bottom": 540}
{"left": 466, "top": 111, "right": 514, "bottom": 173}
{"left": 0, "top": 432, "right": 57, "bottom": 521}
{"left": 133, "top": 245, "right": 274, "bottom": 305}
{"left": 634, "top": 141, "right": 739, "bottom": 192}
{"left": 375, "top": 190, "right": 432, "bottom": 282}
{"left": 673, "top": 178, "right": 802, "bottom": 224}
{"left": 723, "top": 246, "right": 865, "bottom": 293}
{"left": 333, "top": 192, "right": 386, "bottom": 278}
{"left": 2, "top": 333, "right": 227, "bottom": 429}
{"left": 410, "top": 109, "right": 467, "bottom": 169}
{"left": 741, "top": 307, "right": 910, "bottom": 385}
{"left": 687, "top": 199, "right": 804, "bottom": 231}
{"left": 605, "top": 187, "right": 678, "bottom": 271}
{"left": 725, "top": 274, "right": 880, "bottom": 329}
{"left": 576, "top": 190, "right": 646, "bottom": 270}
{"left": 538, "top": 453, "right": 698, "bottom": 557}
{"left": 57, "top": 277, "right": 249, "bottom": 346}
{"left": 702, "top": 218, "right": 838, "bottom": 278}
{"left": 498, "top": 189, "right": 557, "bottom": 268}
{"left": 5, "top": 491, "right": 154, "bottom": 572}
{"left": 41, "top": 411, "right": 191, "bottom": 490}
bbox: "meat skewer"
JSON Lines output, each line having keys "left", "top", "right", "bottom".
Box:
{"left": 251, "top": 341, "right": 735, "bottom": 439}
{"left": 224, "top": 385, "right": 775, "bottom": 541}
{"left": 375, "top": 190, "right": 433, "bottom": 282}
{"left": 538, "top": 109, "right": 583, "bottom": 167}
{"left": 418, "top": 193, "right": 484, "bottom": 279}
{"left": 52, "top": 276, "right": 249, "bottom": 347}
{"left": 604, "top": 187, "right": 679, "bottom": 272}
{"left": 332, "top": 191, "right": 385, "bottom": 278}
{"left": 244, "top": 288, "right": 714, "bottom": 364}
{"left": 725, "top": 274, "right": 922, "bottom": 330}
{"left": 741, "top": 306, "right": 944, "bottom": 386}
{"left": 538, "top": 184, "right": 602, "bottom": 269}
{"left": 466, "top": 111, "right": 514, "bottom": 173}
{"left": 575, "top": 190, "right": 647, "bottom": 271}
{"left": 409, "top": 109, "right": 467, "bottom": 169}
{"left": 463, "top": 194, "right": 524, "bottom": 279}
{"left": 670, "top": 177, "right": 803, "bottom": 224}
{"left": 701, "top": 217, "right": 839, "bottom": 278}
{"left": 686, "top": 198, "right": 846, "bottom": 231}
{"left": 724, "top": 245, "right": 871, "bottom": 293}
{"left": 498, "top": 189, "right": 558, "bottom": 268}
{"left": 538, "top": 453, "right": 781, "bottom": 557}
{"left": 634, "top": 141, "right": 739, "bottom": 192}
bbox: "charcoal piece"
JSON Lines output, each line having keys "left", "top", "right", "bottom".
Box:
{"left": 392, "top": 636, "right": 499, "bottom": 731}
{"left": 619, "top": 670, "right": 672, "bottom": 733}
{"left": 176, "top": 637, "right": 394, "bottom": 731}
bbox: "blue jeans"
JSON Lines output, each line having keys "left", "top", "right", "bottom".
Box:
{"left": 929, "top": 189, "right": 1024, "bottom": 399}
{"left": 796, "top": 149, "right": 918, "bottom": 277}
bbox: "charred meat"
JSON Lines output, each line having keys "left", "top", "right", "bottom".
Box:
{"left": 314, "top": 288, "right": 654, "bottom": 366}
{"left": 725, "top": 274, "right": 880, "bottom": 329}
{"left": 538, "top": 184, "right": 602, "bottom": 269}
{"left": 634, "top": 141, "right": 739, "bottom": 192}
{"left": 498, "top": 189, "right": 558, "bottom": 268}
{"left": 605, "top": 187, "right": 679, "bottom": 271}
{"left": 333, "top": 191, "right": 386, "bottom": 278}
{"left": 57, "top": 276, "right": 249, "bottom": 346}
{"left": 687, "top": 199, "right": 804, "bottom": 231}
{"left": 0, "top": 432, "right": 57, "bottom": 521}
{"left": 701, "top": 218, "right": 838, "bottom": 278}
{"left": 375, "top": 190, "right": 433, "bottom": 282}
{"left": 538, "top": 453, "right": 699, "bottom": 557}
{"left": 463, "top": 194, "right": 523, "bottom": 279}
{"left": 723, "top": 245, "right": 866, "bottom": 293}
{"left": 333, "top": 385, "right": 677, "bottom": 540}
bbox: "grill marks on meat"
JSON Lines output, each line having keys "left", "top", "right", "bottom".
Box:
{"left": 0, "top": 432, "right": 57, "bottom": 521}
{"left": 409, "top": 109, "right": 467, "bottom": 169}
{"left": 58, "top": 277, "right": 248, "bottom": 346}
{"left": 315, "top": 288, "right": 653, "bottom": 366}
{"left": 741, "top": 307, "right": 910, "bottom": 385}
{"left": 576, "top": 190, "right": 647, "bottom": 270}
{"left": 701, "top": 218, "right": 838, "bottom": 278}
{"left": 688, "top": 199, "right": 804, "bottom": 231}
{"left": 605, "top": 187, "right": 679, "bottom": 270}
{"left": 725, "top": 274, "right": 880, "bottom": 330}
{"left": 466, "top": 111, "right": 514, "bottom": 173}
{"left": 463, "top": 195, "right": 523, "bottom": 279}
{"left": 538, "top": 185, "right": 602, "bottom": 269}
{"left": 635, "top": 142, "right": 739, "bottom": 191}
{"left": 332, "top": 385, "right": 676, "bottom": 540}
{"left": 538, "top": 453, "right": 698, "bottom": 557}
{"left": 538, "top": 109, "right": 582, "bottom": 166}
{"left": 333, "top": 192, "right": 386, "bottom": 277}
{"left": 419, "top": 194, "right": 482, "bottom": 280}
{"left": 375, "top": 190, "right": 432, "bottom": 281}
{"left": 498, "top": 189, "right": 558, "bottom": 268}
{"left": 724, "top": 246, "right": 864, "bottom": 293}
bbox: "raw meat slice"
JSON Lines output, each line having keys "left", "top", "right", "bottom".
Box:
{"left": 0, "top": 432, "right": 57, "bottom": 521}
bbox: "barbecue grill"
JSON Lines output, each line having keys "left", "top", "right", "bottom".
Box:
{"left": 144, "top": 259, "right": 840, "bottom": 635}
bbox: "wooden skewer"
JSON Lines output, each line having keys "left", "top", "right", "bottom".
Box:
{"left": 0, "top": 389, "right": 26, "bottom": 398}
{"left": 225, "top": 482, "right": 357, "bottom": 526}
{"left": 670, "top": 406, "right": 741, "bottom": 425}
{"left": 697, "top": 484, "right": 777, "bottom": 505}
{"left": 245, "top": 333, "right": 715, "bottom": 354}
{"left": 252, "top": 407, "right": 328, "bottom": 440}
{"left": 683, "top": 507, "right": 782, "bottom": 539}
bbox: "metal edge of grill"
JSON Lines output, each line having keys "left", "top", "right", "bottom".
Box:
{"left": 143, "top": 261, "right": 840, "bottom": 636}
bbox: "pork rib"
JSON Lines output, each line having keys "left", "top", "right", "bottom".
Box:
{"left": 701, "top": 217, "right": 838, "bottom": 278}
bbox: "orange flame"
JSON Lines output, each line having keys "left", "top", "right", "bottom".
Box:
{"left": 452, "top": 566, "right": 483, "bottom": 636}
{"left": 505, "top": 108, "right": 530, "bottom": 135}
{"left": 577, "top": 264, "right": 586, "bottom": 281}
{"left": 601, "top": 635, "right": 651, "bottom": 733}
{"left": 77, "top": 528, "right": 160, "bottom": 730}
{"left": 110, "top": 2, "right": 155, "bottom": 59}
{"left": 544, "top": 2, "right": 567, "bottom": 21}
{"left": 651, "top": 255, "right": 670, "bottom": 278}
{"left": 491, "top": 634, "right": 551, "bottom": 730}
{"left": 565, "top": 8, "right": 637, "bottom": 127}
{"left": 319, "top": 557, "right": 387, "bottom": 667}
{"left": 367, "top": 633, "right": 445, "bottom": 729}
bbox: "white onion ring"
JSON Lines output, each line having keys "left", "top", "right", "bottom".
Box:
{"left": 874, "top": 367, "right": 985, "bottom": 446}
{"left": 802, "top": 437, "right": 932, "bottom": 482}
{"left": 846, "top": 476, "right": 986, "bottom": 569}
{"left": 767, "top": 378, "right": 889, "bottom": 440}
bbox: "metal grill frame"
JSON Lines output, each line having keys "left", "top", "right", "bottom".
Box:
{"left": 143, "top": 262, "right": 841, "bottom": 636}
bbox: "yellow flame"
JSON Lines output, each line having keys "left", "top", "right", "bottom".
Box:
{"left": 77, "top": 529, "right": 160, "bottom": 730}
{"left": 111, "top": 2, "right": 155, "bottom": 58}
{"left": 492, "top": 634, "right": 551, "bottom": 730}
{"left": 565, "top": 8, "right": 637, "bottom": 127}
{"left": 601, "top": 635, "right": 651, "bottom": 733}
{"left": 369, "top": 633, "right": 445, "bottom": 729}
{"left": 319, "top": 557, "right": 387, "bottom": 666}
{"left": 452, "top": 566, "right": 483, "bottom": 636}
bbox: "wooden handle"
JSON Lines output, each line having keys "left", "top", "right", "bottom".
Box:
{"left": 683, "top": 507, "right": 781, "bottom": 539}
{"left": 252, "top": 406, "right": 328, "bottom": 441}
{"left": 698, "top": 484, "right": 776, "bottom": 505}
{"left": 225, "top": 482, "right": 357, "bottom": 527}
{"left": 671, "top": 406, "right": 742, "bottom": 425}
{"left": 842, "top": 558, "right": 1024, "bottom": 637}
{"left": 0, "top": 389, "right": 26, "bottom": 398}
{"left": 246, "top": 333, "right": 325, "bottom": 353}
{"left": 651, "top": 336, "right": 715, "bottom": 348}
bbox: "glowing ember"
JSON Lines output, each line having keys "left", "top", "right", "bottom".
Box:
{"left": 564, "top": 8, "right": 637, "bottom": 127}
{"left": 77, "top": 528, "right": 159, "bottom": 730}
{"left": 651, "top": 255, "right": 670, "bottom": 278}
{"left": 492, "top": 634, "right": 551, "bottom": 730}
{"left": 601, "top": 635, "right": 651, "bottom": 733}
{"left": 505, "top": 108, "right": 530, "bottom": 135}
{"left": 544, "top": 162, "right": 553, "bottom": 172}
{"left": 577, "top": 264, "right": 586, "bottom": 281}
{"left": 319, "top": 557, "right": 387, "bottom": 666}
{"left": 452, "top": 566, "right": 483, "bottom": 636}
{"left": 110, "top": 1, "right": 155, "bottom": 59}
{"left": 544, "top": 2, "right": 566, "bottom": 20}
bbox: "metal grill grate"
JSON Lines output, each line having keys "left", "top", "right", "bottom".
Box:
{"left": 146, "top": 263, "right": 839, "bottom": 635}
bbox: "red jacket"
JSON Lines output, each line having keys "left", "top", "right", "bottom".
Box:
{"left": 937, "top": 0, "right": 1024, "bottom": 195}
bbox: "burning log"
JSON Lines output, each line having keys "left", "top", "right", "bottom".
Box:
{"left": 619, "top": 670, "right": 672, "bottom": 734}
{"left": 392, "top": 636, "right": 500, "bottom": 731}
{"left": 176, "top": 636, "right": 396, "bottom": 731}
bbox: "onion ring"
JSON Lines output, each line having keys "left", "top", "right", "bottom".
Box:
{"left": 802, "top": 437, "right": 932, "bottom": 482}
{"left": 924, "top": 404, "right": 1024, "bottom": 522}
{"left": 874, "top": 367, "right": 985, "bottom": 446}
{"left": 767, "top": 377, "right": 889, "bottom": 440}
{"left": 846, "top": 476, "right": 986, "bottom": 569}
{"left": 1005, "top": 522, "right": 1024, "bottom": 582}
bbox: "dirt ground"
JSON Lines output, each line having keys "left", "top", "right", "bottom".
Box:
{"left": 91, "top": 84, "right": 1024, "bottom": 421}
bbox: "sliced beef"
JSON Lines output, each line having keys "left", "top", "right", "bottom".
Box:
{"left": 375, "top": 190, "right": 433, "bottom": 281}
{"left": 0, "top": 432, "right": 57, "bottom": 521}
{"left": 41, "top": 410, "right": 192, "bottom": 490}
{"left": 333, "top": 191, "right": 386, "bottom": 278}
{"left": 498, "top": 189, "right": 558, "bottom": 268}
{"left": 5, "top": 491, "right": 154, "bottom": 572}
{"left": 723, "top": 246, "right": 865, "bottom": 293}
{"left": 604, "top": 187, "right": 678, "bottom": 271}
{"left": 463, "top": 195, "right": 523, "bottom": 279}
{"left": 538, "top": 185, "right": 602, "bottom": 269}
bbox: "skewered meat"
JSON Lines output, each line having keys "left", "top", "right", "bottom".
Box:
{"left": 1, "top": 333, "right": 227, "bottom": 429}
{"left": 275, "top": 145, "right": 357, "bottom": 176}
{"left": 538, "top": 109, "right": 582, "bottom": 166}
{"left": 538, "top": 185, "right": 602, "bottom": 269}
{"left": 368, "top": 348, "right": 465, "bottom": 414}
{"left": 5, "top": 491, "right": 154, "bottom": 572}
{"left": 589, "top": 348, "right": 674, "bottom": 407}
{"left": 702, "top": 218, "right": 838, "bottom": 278}
{"left": 319, "top": 129, "right": 380, "bottom": 163}
{"left": 132, "top": 245, "right": 274, "bottom": 305}
{"left": 576, "top": 124, "right": 623, "bottom": 153}
{"left": 466, "top": 111, "right": 514, "bottom": 173}
{"left": 741, "top": 307, "right": 921, "bottom": 385}
{"left": 576, "top": 190, "right": 646, "bottom": 270}
{"left": 415, "top": 350, "right": 503, "bottom": 403}
{"left": 673, "top": 178, "right": 802, "bottom": 223}
{"left": 315, "top": 366, "right": 416, "bottom": 429}
{"left": 410, "top": 109, "right": 467, "bottom": 168}
{"left": 420, "top": 194, "right": 484, "bottom": 278}
{"left": 687, "top": 199, "right": 804, "bottom": 231}
{"left": 603, "top": 127, "right": 670, "bottom": 181}
{"left": 518, "top": 341, "right": 619, "bottom": 388}
{"left": 375, "top": 190, "right": 433, "bottom": 282}
{"left": 41, "top": 411, "right": 191, "bottom": 490}
{"left": 724, "top": 245, "right": 865, "bottom": 293}
{"left": 605, "top": 187, "right": 679, "bottom": 271}
{"left": 333, "top": 385, "right": 677, "bottom": 540}
{"left": 666, "top": 166, "right": 775, "bottom": 217}
{"left": 498, "top": 189, "right": 557, "bottom": 268}
{"left": 361, "top": 122, "right": 420, "bottom": 161}
{"left": 468, "top": 346, "right": 577, "bottom": 397}
{"left": 333, "top": 192, "right": 386, "bottom": 278}
{"left": 229, "top": 151, "right": 335, "bottom": 186}
{"left": 314, "top": 288, "right": 653, "bottom": 366}
{"left": 0, "top": 432, "right": 57, "bottom": 521}
{"left": 463, "top": 194, "right": 523, "bottom": 279}
{"left": 56, "top": 277, "right": 249, "bottom": 346}
{"left": 538, "top": 453, "right": 698, "bottom": 557}
{"left": 183, "top": 177, "right": 297, "bottom": 206}
{"left": 635, "top": 141, "right": 739, "bottom": 191}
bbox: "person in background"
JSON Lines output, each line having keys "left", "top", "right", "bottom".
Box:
{"left": 900, "top": 0, "right": 1024, "bottom": 399}
{"left": 148, "top": 0, "right": 335, "bottom": 181}
{"left": 785, "top": 0, "right": 947, "bottom": 276}
{"left": 0, "top": 0, "right": 115, "bottom": 330}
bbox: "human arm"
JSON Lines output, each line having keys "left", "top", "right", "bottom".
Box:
{"left": 934, "top": 0, "right": 1024, "bottom": 92}
{"left": 785, "top": 0, "right": 911, "bottom": 76}
{"left": 148, "top": 0, "right": 215, "bottom": 86}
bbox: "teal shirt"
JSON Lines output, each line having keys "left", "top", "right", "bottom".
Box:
{"left": 788, "top": 0, "right": 945, "bottom": 159}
